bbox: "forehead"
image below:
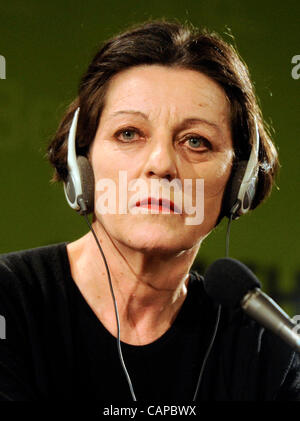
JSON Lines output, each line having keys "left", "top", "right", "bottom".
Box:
{"left": 101, "top": 64, "right": 230, "bottom": 123}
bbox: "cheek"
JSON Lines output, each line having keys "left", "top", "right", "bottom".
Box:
{"left": 200, "top": 154, "right": 233, "bottom": 200}
{"left": 90, "top": 140, "right": 142, "bottom": 182}
{"left": 90, "top": 143, "right": 114, "bottom": 179}
{"left": 205, "top": 166, "right": 231, "bottom": 198}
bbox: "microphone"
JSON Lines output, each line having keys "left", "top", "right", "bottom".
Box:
{"left": 203, "top": 258, "right": 300, "bottom": 353}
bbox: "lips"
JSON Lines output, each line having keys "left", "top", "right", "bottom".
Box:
{"left": 135, "top": 197, "right": 180, "bottom": 213}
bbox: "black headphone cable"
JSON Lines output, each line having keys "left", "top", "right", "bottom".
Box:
{"left": 82, "top": 211, "right": 137, "bottom": 401}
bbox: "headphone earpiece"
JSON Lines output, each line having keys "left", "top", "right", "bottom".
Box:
{"left": 221, "top": 161, "right": 249, "bottom": 219}
{"left": 76, "top": 156, "right": 94, "bottom": 214}
{"left": 220, "top": 118, "right": 260, "bottom": 221}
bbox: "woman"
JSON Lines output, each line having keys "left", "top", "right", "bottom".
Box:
{"left": 0, "top": 19, "right": 299, "bottom": 402}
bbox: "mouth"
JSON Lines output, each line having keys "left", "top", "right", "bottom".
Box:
{"left": 135, "top": 197, "right": 181, "bottom": 214}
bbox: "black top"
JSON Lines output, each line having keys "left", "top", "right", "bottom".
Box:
{"left": 0, "top": 242, "right": 299, "bottom": 402}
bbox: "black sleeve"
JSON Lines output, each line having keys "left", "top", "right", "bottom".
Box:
{"left": 0, "top": 262, "right": 38, "bottom": 401}
{"left": 275, "top": 351, "right": 300, "bottom": 401}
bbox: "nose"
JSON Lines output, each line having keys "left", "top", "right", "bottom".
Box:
{"left": 143, "top": 135, "right": 177, "bottom": 181}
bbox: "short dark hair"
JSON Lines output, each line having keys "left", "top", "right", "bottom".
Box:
{"left": 47, "top": 18, "right": 279, "bottom": 212}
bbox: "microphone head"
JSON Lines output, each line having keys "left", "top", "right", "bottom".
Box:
{"left": 203, "top": 258, "right": 261, "bottom": 307}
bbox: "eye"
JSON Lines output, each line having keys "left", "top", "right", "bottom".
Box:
{"left": 115, "top": 128, "right": 141, "bottom": 142}
{"left": 183, "top": 136, "right": 211, "bottom": 151}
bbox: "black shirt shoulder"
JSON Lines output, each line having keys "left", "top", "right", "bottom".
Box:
{"left": 0, "top": 242, "right": 70, "bottom": 334}
{"left": 0, "top": 242, "right": 68, "bottom": 288}
{"left": 0, "top": 243, "right": 74, "bottom": 400}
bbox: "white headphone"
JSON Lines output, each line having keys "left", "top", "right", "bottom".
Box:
{"left": 63, "top": 107, "right": 94, "bottom": 215}
{"left": 63, "top": 107, "right": 260, "bottom": 220}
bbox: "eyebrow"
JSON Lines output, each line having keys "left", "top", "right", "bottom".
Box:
{"left": 108, "top": 110, "right": 221, "bottom": 133}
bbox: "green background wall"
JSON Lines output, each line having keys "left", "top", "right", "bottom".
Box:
{"left": 0, "top": 0, "right": 299, "bottom": 312}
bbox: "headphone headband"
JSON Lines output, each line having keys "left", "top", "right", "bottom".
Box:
{"left": 63, "top": 107, "right": 94, "bottom": 214}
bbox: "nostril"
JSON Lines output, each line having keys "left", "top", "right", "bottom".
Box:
{"left": 149, "top": 172, "right": 172, "bottom": 181}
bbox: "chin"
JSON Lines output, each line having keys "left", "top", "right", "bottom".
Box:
{"left": 119, "top": 225, "right": 200, "bottom": 255}
{"left": 98, "top": 215, "right": 210, "bottom": 254}
{"left": 126, "top": 239, "right": 188, "bottom": 255}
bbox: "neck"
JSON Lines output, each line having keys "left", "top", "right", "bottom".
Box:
{"left": 67, "top": 220, "right": 201, "bottom": 344}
